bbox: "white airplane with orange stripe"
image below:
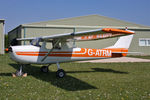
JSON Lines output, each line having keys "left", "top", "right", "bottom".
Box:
{"left": 8, "top": 28, "right": 134, "bottom": 78}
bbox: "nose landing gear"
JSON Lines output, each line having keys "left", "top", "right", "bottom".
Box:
{"left": 12, "top": 65, "right": 27, "bottom": 77}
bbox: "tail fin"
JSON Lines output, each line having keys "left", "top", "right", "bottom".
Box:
{"left": 106, "top": 35, "right": 134, "bottom": 49}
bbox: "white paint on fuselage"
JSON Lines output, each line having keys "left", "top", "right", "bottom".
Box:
{"left": 10, "top": 45, "right": 108, "bottom": 64}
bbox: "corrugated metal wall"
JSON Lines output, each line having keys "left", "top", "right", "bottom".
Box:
{"left": 129, "top": 30, "right": 150, "bottom": 55}
{"left": 8, "top": 27, "right": 21, "bottom": 45}
{"left": 0, "top": 21, "right": 4, "bottom": 54}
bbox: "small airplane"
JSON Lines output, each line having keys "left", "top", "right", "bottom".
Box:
{"left": 7, "top": 28, "right": 134, "bottom": 78}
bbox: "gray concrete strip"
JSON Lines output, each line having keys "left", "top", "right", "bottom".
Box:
{"left": 79, "top": 57, "right": 150, "bottom": 63}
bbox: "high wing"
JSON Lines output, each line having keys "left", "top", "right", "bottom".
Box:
{"left": 17, "top": 28, "right": 134, "bottom": 42}
{"left": 16, "top": 28, "right": 135, "bottom": 62}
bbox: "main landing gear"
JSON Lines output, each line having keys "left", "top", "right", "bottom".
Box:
{"left": 40, "top": 65, "right": 50, "bottom": 73}
{"left": 40, "top": 63, "right": 66, "bottom": 78}
{"left": 56, "top": 62, "right": 66, "bottom": 78}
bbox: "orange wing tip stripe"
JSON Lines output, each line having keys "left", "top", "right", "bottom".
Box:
{"left": 102, "top": 28, "right": 135, "bottom": 34}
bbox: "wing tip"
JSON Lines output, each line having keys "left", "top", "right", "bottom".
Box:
{"left": 102, "top": 28, "right": 135, "bottom": 34}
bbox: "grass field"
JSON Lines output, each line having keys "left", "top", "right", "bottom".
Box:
{"left": 0, "top": 55, "right": 150, "bottom": 100}
{"left": 128, "top": 55, "right": 150, "bottom": 59}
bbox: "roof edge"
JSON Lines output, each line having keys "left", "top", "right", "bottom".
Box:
{"left": 0, "top": 19, "right": 5, "bottom": 24}
{"left": 8, "top": 24, "right": 150, "bottom": 34}
{"left": 8, "top": 25, "right": 22, "bottom": 34}
{"left": 22, "top": 24, "right": 150, "bottom": 30}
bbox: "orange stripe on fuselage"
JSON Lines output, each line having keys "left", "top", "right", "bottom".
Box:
{"left": 15, "top": 48, "right": 128, "bottom": 58}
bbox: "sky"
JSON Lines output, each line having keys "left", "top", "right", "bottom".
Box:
{"left": 0, "top": 0, "right": 150, "bottom": 33}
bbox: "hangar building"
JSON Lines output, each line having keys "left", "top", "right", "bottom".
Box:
{"left": 0, "top": 19, "right": 5, "bottom": 54}
{"left": 8, "top": 15, "right": 150, "bottom": 55}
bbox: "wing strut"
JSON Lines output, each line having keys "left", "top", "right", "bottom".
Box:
{"left": 41, "top": 39, "right": 61, "bottom": 62}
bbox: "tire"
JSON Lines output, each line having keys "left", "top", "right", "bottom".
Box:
{"left": 40, "top": 66, "right": 49, "bottom": 73}
{"left": 56, "top": 69, "right": 66, "bottom": 78}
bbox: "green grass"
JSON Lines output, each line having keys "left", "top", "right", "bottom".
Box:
{"left": 0, "top": 55, "right": 150, "bottom": 100}
{"left": 128, "top": 55, "right": 150, "bottom": 59}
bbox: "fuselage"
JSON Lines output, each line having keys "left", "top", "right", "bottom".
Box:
{"left": 9, "top": 45, "right": 128, "bottom": 64}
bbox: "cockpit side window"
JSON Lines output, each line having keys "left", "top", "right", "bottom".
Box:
{"left": 30, "top": 38, "right": 41, "bottom": 47}
{"left": 52, "top": 40, "right": 61, "bottom": 49}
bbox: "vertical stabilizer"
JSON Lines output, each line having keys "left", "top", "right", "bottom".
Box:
{"left": 106, "top": 35, "right": 134, "bottom": 49}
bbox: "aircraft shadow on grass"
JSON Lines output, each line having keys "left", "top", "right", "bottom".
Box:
{"left": 0, "top": 63, "right": 128, "bottom": 91}
{"left": 7, "top": 63, "right": 97, "bottom": 91}
{"left": 67, "top": 68, "right": 129, "bottom": 74}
